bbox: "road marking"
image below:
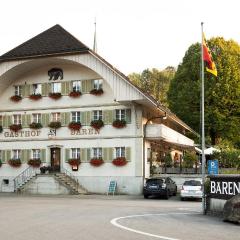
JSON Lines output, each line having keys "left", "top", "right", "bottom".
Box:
{"left": 111, "top": 212, "right": 197, "bottom": 240}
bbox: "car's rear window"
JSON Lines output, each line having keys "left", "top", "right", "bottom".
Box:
{"left": 183, "top": 180, "right": 201, "bottom": 186}
{"left": 146, "top": 179, "right": 164, "bottom": 184}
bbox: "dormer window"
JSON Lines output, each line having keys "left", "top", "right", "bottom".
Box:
{"left": 15, "top": 86, "right": 22, "bottom": 96}
{"left": 93, "top": 79, "right": 102, "bottom": 90}
{"left": 32, "top": 84, "right": 42, "bottom": 95}
{"left": 72, "top": 81, "right": 81, "bottom": 92}
{"left": 51, "top": 82, "right": 61, "bottom": 93}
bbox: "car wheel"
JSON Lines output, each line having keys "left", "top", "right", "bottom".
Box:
{"left": 144, "top": 194, "right": 149, "bottom": 199}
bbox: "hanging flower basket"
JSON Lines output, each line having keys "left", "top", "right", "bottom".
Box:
{"left": 112, "top": 119, "right": 126, "bottom": 128}
{"left": 90, "top": 88, "right": 104, "bottom": 96}
{"left": 91, "top": 119, "right": 104, "bottom": 130}
{"left": 49, "top": 92, "right": 62, "bottom": 100}
{"left": 8, "top": 159, "right": 22, "bottom": 167}
{"left": 29, "top": 122, "right": 43, "bottom": 129}
{"left": 112, "top": 157, "right": 127, "bottom": 166}
{"left": 29, "top": 94, "right": 42, "bottom": 100}
{"left": 10, "top": 95, "right": 22, "bottom": 102}
{"left": 69, "top": 91, "right": 81, "bottom": 98}
{"left": 68, "top": 122, "right": 81, "bottom": 130}
{"left": 0, "top": 125, "right": 3, "bottom": 133}
{"left": 28, "top": 159, "right": 41, "bottom": 167}
{"left": 48, "top": 121, "right": 61, "bottom": 129}
{"left": 68, "top": 159, "right": 81, "bottom": 166}
{"left": 9, "top": 124, "right": 22, "bottom": 132}
{"left": 90, "top": 158, "right": 104, "bottom": 167}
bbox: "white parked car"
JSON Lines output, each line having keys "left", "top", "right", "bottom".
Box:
{"left": 180, "top": 180, "right": 202, "bottom": 201}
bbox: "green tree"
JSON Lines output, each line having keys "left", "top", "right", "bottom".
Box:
{"left": 168, "top": 38, "right": 240, "bottom": 146}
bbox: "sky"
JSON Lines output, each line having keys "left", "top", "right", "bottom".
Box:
{"left": 1, "top": 0, "right": 239, "bottom": 75}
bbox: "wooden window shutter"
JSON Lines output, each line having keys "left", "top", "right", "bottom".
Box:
{"left": 23, "top": 85, "right": 31, "bottom": 97}
{"left": 22, "top": 114, "right": 31, "bottom": 128}
{"left": 86, "top": 80, "right": 94, "bottom": 92}
{"left": 81, "top": 112, "right": 91, "bottom": 126}
{"left": 82, "top": 80, "right": 87, "bottom": 93}
{"left": 103, "top": 110, "right": 114, "bottom": 125}
{"left": 1, "top": 150, "right": 6, "bottom": 163}
{"left": 41, "top": 113, "right": 50, "bottom": 127}
{"left": 80, "top": 148, "right": 86, "bottom": 162}
{"left": 3, "top": 115, "right": 12, "bottom": 128}
{"left": 126, "top": 109, "right": 132, "bottom": 124}
{"left": 61, "top": 112, "right": 71, "bottom": 126}
{"left": 65, "top": 149, "right": 70, "bottom": 162}
{"left": 41, "top": 83, "right": 49, "bottom": 96}
{"left": 40, "top": 149, "right": 46, "bottom": 163}
{"left": 21, "top": 149, "right": 27, "bottom": 163}
{"left": 126, "top": 147, "right": 131, "bottom": 161}
{"left": 6, "top": 150, "right": 11, "bottom": 161}
{"left": 103, "top": 148, "right": 113, "bottom": 162}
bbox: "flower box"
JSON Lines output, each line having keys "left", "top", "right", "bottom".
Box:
{"left": 90, "top": 88, "right": 104, "bottom": 96}
{"left": 91, "top": 119, "right": 104, "bottom": 130}
{"left": 68, "top": 159, "right": 81, "bottom": 166}
{"left": 28, "top": 159, "right": 41, "bottom": 167}
{"left": 0, "top": 125, "right": 3, "bottom": 133}
{"left": 112, "top": 157, "right": 127, "bottom": 166}
{"left": 90, "top": 158, "right": 104, "bottom": 167}
{"left": 49, "top": 92, "right": 62, "bottom": 100}
{"left": 29, "top": 94, "right": 42, "bottom": 100}
{"left": 68, "top": 122, "right": 81, "bottom": 131}
{"left": 112, "top": 119, "right": 126, "bottom": 128}
{"left": 48, "top": 121, "right": 61, "bottom": 129}
{"left": 10, "top": 95, "right": 22, "bottom": 102}
{"left": 9, "top": 124, "right": 22, "bottom": 132}
{"left": 8, "top": 159, "right": 22, "bottom": 167}
{"left": 29, "top": 122, "right": 43, "bottom": 129}
{"left": 69, "top": 91, "right": 81, "bottom": 98}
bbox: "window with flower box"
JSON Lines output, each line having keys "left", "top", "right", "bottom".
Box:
{"left": 116, "top": 109, "right": 126, "bottom": 121}
{"left": 51, "top": 82, "right": 61, "bottom": 93}
{"left": 15, "top": 86, "right": 22, "bottom": 96}
{"left": 13, "top": 114, "right": 21, "bottom": 125}
{"left": 71, "top": 112, "right": 81, "bottom": 123}
{"left": 12, "top": 149, "right": 21, "bottom": 160}
{"left": 32, "top": 113, "right": 41, "bottom": 123}
{"left": 72, "top": 81, "right": 81, "bottom": 92}
{"left": 93, "top": 110, "right": 102, "bottom": 121}
{"left": 115, "top": 147, "right": 125, "bottom": 158}
{"left": 92, "top": 148, "right": 102, "bottom": 158}
{"left": 32, "top": 84, "right": 42, "bottom": 95}
{"left": 32, "top": 149, "right": 40, "bottom": 159}
{"left": 51, "top": 113, "right": 61, "bottom": 122}
{"left": 93, "top": 79, "right": 103, "bottom": 90}
{"left": 71, "top": 148, "right": 80, "bottom": 159}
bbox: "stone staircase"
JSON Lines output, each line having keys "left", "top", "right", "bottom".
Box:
{"left": 54, "top": 173, "right": 87, "bottom": 195}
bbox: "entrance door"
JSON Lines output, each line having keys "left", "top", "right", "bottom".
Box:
{"left": 51, "top": 148, "right": 61, "bottom": 172}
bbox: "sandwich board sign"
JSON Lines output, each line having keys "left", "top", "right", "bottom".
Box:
{"left": 107, "top": 181, "right": 117, "bottom": 195}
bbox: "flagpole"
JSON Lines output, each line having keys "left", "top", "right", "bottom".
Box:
{"left": 201, "top": 22, "right": 206, "bottom": 214}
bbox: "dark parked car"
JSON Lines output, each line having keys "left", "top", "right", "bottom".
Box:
{"left": 143, "top": 177, "right": 177, "bottom": 199}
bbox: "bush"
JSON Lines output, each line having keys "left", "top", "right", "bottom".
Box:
{"left": 164, "top": 153, "right": 172, "bottom": 167}
{"left": 182, "top": 151, "right": 197, "bottom": 168}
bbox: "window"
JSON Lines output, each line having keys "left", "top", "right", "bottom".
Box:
{"left": 12, "top": 150, "right": 21, "bottom": 159}
{"left": 93, "top": 148, "right": 102, "bottom": 158}
{"left": 15, "top": 86, "right": 22, "bottom": 96}
{"left": 115, "top": 147, "right": 125, "bottom": 158}
{"left": 93, "top": 79, "right": 103, "bottom": 90}
{"left": 71, "top": 112, "right": 81, "bottom": 123}
{"left": 32, "top": 113, "right": 41, "bottom": 123}
{"left": 32, "top": 149, "right": 40, "bottom": 159}
{"left": 51, "top": 82, "right": 61, "bottom": 93}
{"left": 32, "top": 84, "right": 42, "bottom": 94}
{"left": 51, "top": 113, "right": 61, "bottom": 122}
{"left": 71, "top": 148, "right": 80, "bottom": 159}
{"left": 116, "top": 109, "right": 126, "bottom": 121}
{"left": 13, "top": 114, "right": 21, "bottom": 125}
{"left": 93, "top": 110, "right": 102, "bottom": 121}
{"left": 72, "top": 81, "right": 81, "bottom": 92}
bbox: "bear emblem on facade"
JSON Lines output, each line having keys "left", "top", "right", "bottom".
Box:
{"left": 48, "top": 68, "right": 63, "bottom": 80}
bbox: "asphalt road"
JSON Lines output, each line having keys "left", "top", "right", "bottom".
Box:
{"left": 0, "top": 194, "right": 239, "bottom": 240}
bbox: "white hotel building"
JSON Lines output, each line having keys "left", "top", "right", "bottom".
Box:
{"left": 0, "top": 25, "right": 195, "bottom": 194}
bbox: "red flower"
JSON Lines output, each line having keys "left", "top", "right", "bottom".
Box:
{"left": 90, "top": 158, "right": 104, "bottom": 167}
{"left": 9, "top": 124, "right": 22, "bottom": 132}
{"left": 49, "top": 92, "right": 62, "bottom": 100}
{"left": 10, "top": 95, "right": 22, "bottom": 102}
{"left": 91, "top": 120, "right": 104, "bottom": 130}
{"left": 48, "top": 121, "right": 61, "bottom": 129}
{"left": 28, "top": 159, "right": 41, "bottom": 167}
{"left": 8, "top": 159, "right": 22, "bottom": 167}
{"left": 112, "top": 119, "right": 126, "bottom": 128}
{"left": 68, "top": 159, "right": 81, "bottom": 166}
{"left": 29, "top": 94, "right": 42, "bottom": 100}
{"left": 90, "top": 88, "right": 104, "bottom": 96}
{"left": 68, "top": 122, "right": 81, "bottom": 130}
{"left": 69, "top": 91, "right": 81, "bottom": 98}
{"left": 112, "top": 157, "right": 127, "bottom": 166}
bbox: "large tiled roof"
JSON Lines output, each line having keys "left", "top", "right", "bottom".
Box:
{"left": 0, "top": 24, "right": 89, "bottom": 61}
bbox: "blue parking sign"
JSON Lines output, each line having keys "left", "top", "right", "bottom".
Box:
{"left": 208, "top": 160, "right": 219, "bottom": 175}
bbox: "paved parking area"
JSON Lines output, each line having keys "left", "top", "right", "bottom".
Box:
{"left": 0, "top": 193, "right": 239, "bottom": 240}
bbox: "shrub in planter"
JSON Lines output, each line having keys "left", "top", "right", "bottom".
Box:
{"left": 8, "top": 159, "right": 22, "bottom": 167}
{"left": 49, "top": 92, "right": 62, "bottom": 100}
{"left": 91, "top": 119, "right": 104, "bottom": 130}
{"left": 48, "top": 121, "right": 61, "bottom": 129}
{"left": 0, "top": 125, "right": 3, "bottom": 133}
{"left": 90, "top": 88, "right": 104, "bottom": 96}
{"left": 28, "top": 159, "right": 41, "bottom": 167}
{"left": 69, "top": 91, "right": 81, "bottom": 98}
{"left": 10, "top": 95, "right": 22, "bottom": 102}
{"left": 29, "top": 122, "right": 43, "bottom": 129}
{"left": 68, "top": 122, "right": 81, "bottom": 131}
{"left": 112, "top": 119, "right": 126, "bottom": 128}
{"left": 68, "top": 158, "right": 81, "bottom": 166}
{"left": 112, "top": 157, "right": 127, "bottom": 166}
{"left": 9, "top": 124, "right": 22, "bottom": 132}
{"left": 29, "top": 94, "right": 42, "bottom": 100}
{"left": 90, "top": 158, "right": 104, "bottom": 167}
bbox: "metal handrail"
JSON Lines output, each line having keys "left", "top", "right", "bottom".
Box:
{"left": 13, "top": 166, "right": 37, "bottom": 192}
{"left": 61, "top": 167, "right": 79, "bottom": 191}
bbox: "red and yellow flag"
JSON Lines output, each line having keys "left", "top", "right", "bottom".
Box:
{"left": 203, "top": 35, "right": 217, "bottom": 77}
